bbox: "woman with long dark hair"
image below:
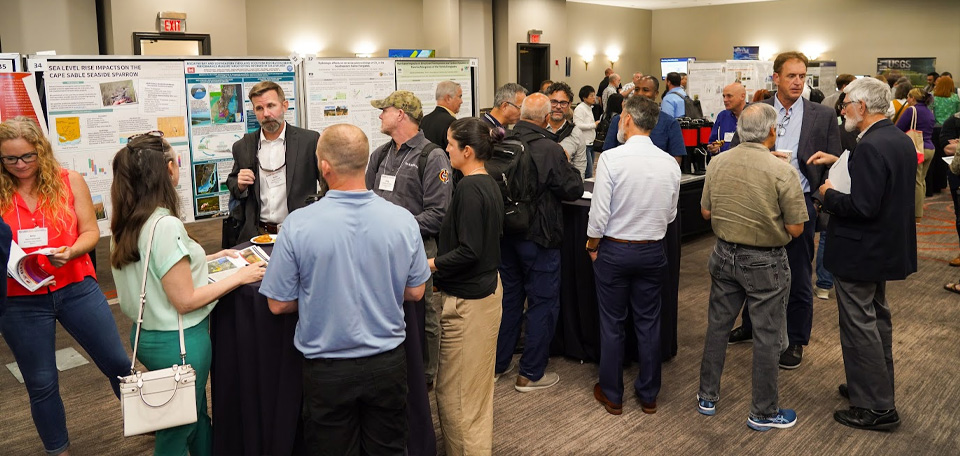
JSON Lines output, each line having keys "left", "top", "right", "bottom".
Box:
{"left": 428, "top": 117, "right": 504, "bottom": 455}
{"left": 0, "top": 116, "right": 130, "bottom": 456}
{"left": 110, "top": 132, "right": 265, "bottom": 455}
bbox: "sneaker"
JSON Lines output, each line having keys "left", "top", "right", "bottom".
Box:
{"left": 515, "top": 372, "right": 559, "bottom": 392}
{"left": 728, "top": 326, "right": 753, "bottom": 345}
{"left": 494, "top": 359, "right": 516, "bottom": 381}
{"left": 747, "top": 408, "right": 798, "bottom": 431}
{"left": 698, "top": 397, "right": 716, "bottom": 416}
{"left": 779, "top": 345, "right": 803, "bottom": 369}
{"left": 814, "top": 286, "right": 831, "bottom": 300}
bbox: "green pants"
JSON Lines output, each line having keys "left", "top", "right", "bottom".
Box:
{"left": 131, "top": 317, "right": 212, "bottom": 456}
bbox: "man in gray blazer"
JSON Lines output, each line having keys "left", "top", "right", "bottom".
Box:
{"left": 728, "top": 52, "right": 842, "bottom": 369}
{"left": 226, "top": 81, "right": 321, "bottom": 246}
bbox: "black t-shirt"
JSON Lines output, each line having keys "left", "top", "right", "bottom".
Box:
{"left": 434, "top": 174, "right": 504, "bottom": 299}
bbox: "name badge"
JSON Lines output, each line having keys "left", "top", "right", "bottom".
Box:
{"left": 379, "top": 174, "right": 397, "bottom": 192}
{"left": 19, "top": 227, "right": 49, "bottom": 248}
{"left": 263, "top": 169, "right": 286, "bottom": 189}
{"left": 723, "top": 132, "right": 734, "bottom": 142}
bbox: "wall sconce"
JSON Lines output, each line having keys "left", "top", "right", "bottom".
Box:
{"left": 355, "top": 53, "right": 372, "bottom": 58}
{"left": 606, "top": 47, "right": 620, "bottom": 69}
{"left": 801, "top": 43, "right": 826, "bottom": 61}
{"left": 353, "top": 42, "right": 377, "bottom": 58}
{"left": 579, "top": 46, "right": 595, "bottom": 71}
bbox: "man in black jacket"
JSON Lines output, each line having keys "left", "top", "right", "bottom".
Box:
{"left": 494, "top": 93, "right": 584, "bottom": 391}
{"left": 420, "top": 80, "right": 462, "bottom": 150}
{"left": 808, "top": 76, "right": 916, "bottom": 431}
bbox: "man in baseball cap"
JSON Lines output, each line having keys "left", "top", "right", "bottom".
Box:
{"left": 371, "top": 90, "right": 425, "bottom": 124}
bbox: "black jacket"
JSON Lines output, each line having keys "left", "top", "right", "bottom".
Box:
{"left": 512, "top": 121, "right": 584, "bottom": 248}
{"left": 420, "top": 106, "right": 456, "bottom": 150}
{"left": 823, "top": 120, "right": 917, "bottom": 281}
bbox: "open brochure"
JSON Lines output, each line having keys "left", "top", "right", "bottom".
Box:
{"left": 828, "top": 150, "right": 851, "bottom": 194}
{"left": 206, "top": 245, "right": 270, "bottom": 283}
{"left": 7, "top": 242, "right": 61, "bottom": 291}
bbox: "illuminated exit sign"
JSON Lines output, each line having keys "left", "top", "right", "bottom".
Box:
{"left": 157, "top": 12, "right": 187, "bottom": 33}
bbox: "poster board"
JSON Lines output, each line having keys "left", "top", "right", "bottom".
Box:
{"left": 41, "top": 57, "right": 193, "bottom": 235}
{"left": 877, "top": 57, "right": 936, "bottom": 88}
{"left": 0, "top": 53, "right": 21, "bottom": 73}
{"left": 183, "top": 59, "right": 298, "bottom": 219}
{"left": 0, "top": 73, "right": 45, "bottom": 130}
{"left": 807, "top": 61, "right": 838, "bottom": 94}
{"left": 686, "top": 62, "right": 726, "bottom": 121}
{"left": 725, "top": 60, "right": 774, "bottom": 102}
{"left": 394, "top": 58, "right": 477, "bottom": 121}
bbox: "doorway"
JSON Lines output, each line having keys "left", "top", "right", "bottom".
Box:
{"left": 517, "top": 43, "right": 550, "bottom": 94}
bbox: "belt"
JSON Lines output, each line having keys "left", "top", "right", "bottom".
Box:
{"left": 257, "top": 222, "right": 280, "bottom": 235}
{"left": 718, "top": 239, "right": 782, "bottom": 252}
{"left": 603, "top": 236, "right": 658, "bottom": 244}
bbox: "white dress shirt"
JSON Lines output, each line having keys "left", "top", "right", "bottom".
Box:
{"left": 573, "top": 102, "right": 597, "bottom": 142}
{"left": 258, "top": 122, "right": 288, "bottom": 224}
{"left": 588, "top": 135, "right": 680, "bottom": 241}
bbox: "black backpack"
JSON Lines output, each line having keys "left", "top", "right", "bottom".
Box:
{"left": 485, "top": 130, "right": 541, "bottom": 235}
{"left": 667, "top": 92, "right": 704, "bottom": 120}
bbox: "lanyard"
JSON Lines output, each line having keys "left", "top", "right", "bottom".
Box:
{"left": 14, "top": 197, "right": 45, "bottom": 230}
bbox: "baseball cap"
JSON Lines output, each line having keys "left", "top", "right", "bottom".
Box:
{"left": 371, "top": 90, "right": 423, "bottom": 121}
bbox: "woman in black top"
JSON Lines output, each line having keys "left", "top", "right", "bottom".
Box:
{"left": 428, "top": 117, "right": 504, "bottom": 455}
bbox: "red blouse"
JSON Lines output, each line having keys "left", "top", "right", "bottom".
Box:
{"left": 4, "top": 169, "right": 97, "bottom": 296}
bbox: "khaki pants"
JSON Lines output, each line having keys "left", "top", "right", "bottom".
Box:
{"left": 436, "top": 278, "right": 503, "bottom": 456}
{"left": 916, "top": 148, "right": 935, "bottom": 218}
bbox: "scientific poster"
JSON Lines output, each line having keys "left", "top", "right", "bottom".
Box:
{"left": 725, "top": 60, "right": 774, "bottom": 102}
{"left": 395, "top": 59, "right": 476, "bottom": 119}
{"left": 43, "top": 60, "right": 193, "bottom": 235}
{"left": 687, "top": 62, "right": 727, "bottom": 121}
{"left": 0, "top": 53, "right": 20, "bottom": 73}
{"left": 877, "top": 58, "right": 935, "bottom": 88}
{"left": 302, "top": 57, "right": 395, "bottom": 153}
{"left": 0, "top": 72, "right": 46, "bottom": 132}
{"left": 183, "top": 59, "right": 297, "bottom": 219}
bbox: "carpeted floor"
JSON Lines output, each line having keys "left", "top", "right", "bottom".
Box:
{"left": 1, "top": 193, "right": 959, "bottom": 455}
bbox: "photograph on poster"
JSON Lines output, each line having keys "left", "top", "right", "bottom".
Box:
{"left": 196, "top": 195, "right": 220, "bottom": 213}
{"left": 92, "top": 195, "right": 107, "bottom": 220}
{"left": 211, "top": 83, "right": 243, "bottom": 124}
{"left": 194, "top": 163, "right": 219, "bottom": 195}
{"left": 190, "top": 84, "right": 207, "bottom": 99}
{"left": 100, "top": 80, "right": 138, "bottom": 106}
{"left": 158, "top": 116, "right": 187, "bottom": 137}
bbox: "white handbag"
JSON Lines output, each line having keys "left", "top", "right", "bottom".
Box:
{"left": 119, "top": 216, "right": 198, "bottom": 437}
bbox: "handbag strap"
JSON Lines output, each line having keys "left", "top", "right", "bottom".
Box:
{"left": 129, "top": 215, "right": 187, "bottom": 373}
{"left": 910, "top": 106, "right": 918, "bottom": 130}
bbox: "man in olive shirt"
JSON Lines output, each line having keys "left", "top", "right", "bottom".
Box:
{"left": 697, "top": 103, "right": 808, "bottom": 432}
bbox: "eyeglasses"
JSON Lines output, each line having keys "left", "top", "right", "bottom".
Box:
{"left": 127, "top": 130, "right": 164, "bottom": 143}
{"left": 0, "top": 152, "right": 39, "bottom": 165}
{"left": 549, "top": 100, "right": 571, "bottom": 107}
{"left": 840, "top": 100, "right": 860, "bottom": 110}
{"left": 504, "top": 101, "right": 520, "bottom": 110}
{"left": 777, "top": 114, "right": 791, "bottom": 137}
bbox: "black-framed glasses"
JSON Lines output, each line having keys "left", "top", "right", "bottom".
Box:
{"left": 127, "top": 130, "right": 164, "bottom": 143}
{"left": 777, "top": 114, "right": 791, "bottom": 137}
{"left": 549, "top": 100, "right": 571, "bottom": 107}
{"left": 840, "top": 100, "right": 859, "bottom": 110}
{"left": 0, "top": 152, "right": 39, "bottom": 165}
{"left": 504, "top": 101, "right": 520, "bottom": 110}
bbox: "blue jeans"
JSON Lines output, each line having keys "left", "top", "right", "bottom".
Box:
{"left": 815, "top": 231, "right": 834, "bottom": 290}
{"left": 496, "top": 236, "right": 561, "bottom": 381}
{"left": 0, "top": 277, "right": 130, "bottom": 454}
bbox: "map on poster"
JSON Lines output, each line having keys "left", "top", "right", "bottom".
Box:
{"left": 183, "top": 59, "right": 297, "bottom": 219}
{"left": 302, "top": 57, "right": 396, "bottom": 153}
{"left": 395, "top": 59, "right": 476, "bottom": 120}
{"left": 43, "top": 60, "right": 193, "bottom": 235}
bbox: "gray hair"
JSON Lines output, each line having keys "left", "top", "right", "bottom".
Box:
{"left": 493, "top": 83, "right": 527, "bottom": 107}
{"left": 520, "top": 93, "right": 550, "bottom": 122}
{"left": 893, "top": 78, "right": 913, "bottom": 100}
{"left": 845, "top": 77, "right": 892, "bottom": 115}
{"left": 622, "top": 95, "right": 659, "bottom": 131}
{"left": 435, "top": 80, "right": 461, "bottom": 102}
{"left": 736, "top": 103, "right": 778, "bottom": 144}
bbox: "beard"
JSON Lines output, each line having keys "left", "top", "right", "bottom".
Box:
{"left": 616, "top": 123, "right": 626, "bottom": 144}
{"left": 261, "top": 118, "right": 282, "bottom": 133}
{"left": 843, "top": 111, "right": 861, "bottom": 133}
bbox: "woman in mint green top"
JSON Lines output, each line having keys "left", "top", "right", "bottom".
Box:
{"left": 109, "top": 132, "right": 265, "bottom": 456}
{"left": 933, "top": 77, "right": 960, "bottom": 125}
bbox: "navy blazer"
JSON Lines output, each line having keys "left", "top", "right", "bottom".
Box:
{"left": 420, "top": 106, "right": 456, "bottom": 150}
{"left": 822, "top": 119, "right": 917, "bottom": 282}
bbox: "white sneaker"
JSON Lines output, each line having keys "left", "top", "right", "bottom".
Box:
{"left": 814, "top": 286, "right": 830, "bottom": 300}
{"left": 515, "top": 372, "right": 560, "bottom": 392}
{"left": 494, "top": 359, "right": 516, "bottom": 381}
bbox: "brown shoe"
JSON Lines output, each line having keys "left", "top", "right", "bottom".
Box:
{"left": 950, "top": 255, "right": 960, "bottom": 267}
{"left": 594, "top": 383, "right": 622, "bottom": 415}
{"left": 640, "top": 400, "right": 657, "bottom": 414}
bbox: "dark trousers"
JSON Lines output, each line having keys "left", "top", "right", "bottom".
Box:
{"left": 835, "top": 278, "right": 895, "bottom": 410}
{"left": 402, "top": 300, "right": 437, "bottom": 456}
{"left": 496, "top": 235, "right": 561, "bottom": 381}
{"left": 949, "top": 173, "right": 960, "bottom": 245}
{"left": 594, "top": 240, "right": 665, "bottom": 404}
{"left": 741, "top": 194, "right": 815, "bottom": 345}
{"left": 660, "top": 215, "right": 681, "bottom": 361}
{"left": 302, "top": 346, "right": 408, "bottom": 456}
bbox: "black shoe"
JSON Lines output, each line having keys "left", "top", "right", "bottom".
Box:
{"left": 834, "top": 407, "right": 900, "bottom": 431}
{"left": 779, "top": 345, "right": 803, "bottom": 369}
{"left": 839, "top": 384, "right": 849, "bottom": 399}
{"left": 728, "top": 326, "right": 753, "bottom": 345}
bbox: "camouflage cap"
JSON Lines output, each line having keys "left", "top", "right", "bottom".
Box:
{"left": 371, "top": 90, "right": 423, "bottom": 121}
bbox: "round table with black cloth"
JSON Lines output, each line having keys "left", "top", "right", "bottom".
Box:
{"left": 210, "top": 243, "right": 436, "bottom": 456}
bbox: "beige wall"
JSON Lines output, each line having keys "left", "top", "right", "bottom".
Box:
{"left": 0, "top": 0, "right": 98, "bottom": 55}
{"left": 651, "top": 0, "right": 960, "bottom": 79}
{"left": 103, "top": 0, "right": 248, "bottom": 56}
{"left": 459, "top": 0, "right": 495, "bottom": 107}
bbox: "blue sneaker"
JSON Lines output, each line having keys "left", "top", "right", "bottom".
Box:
{"left": 747, "top": 408, "right": 797, "bottom": 431}
{"left": 698, "top": 397, "right": 716, "bottom": 416}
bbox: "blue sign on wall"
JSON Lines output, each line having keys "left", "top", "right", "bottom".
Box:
{"left": 733, "top": 46, "right": 760, "bottom": 60}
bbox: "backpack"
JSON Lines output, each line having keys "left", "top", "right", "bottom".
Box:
{"left": 485, "top": 130, "right": 541, "bottom": 235}
{"left": 374, "top": 142, "right": 442, "bottom": 182}
{"left": 594, "top": 113, "right": 613, "bottom": 149}
{"left": 667, "top": 92, "right": 704, "bottom": 120}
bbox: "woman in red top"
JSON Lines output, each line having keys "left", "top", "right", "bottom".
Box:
{"left": 0, "top": 117, "right": 129, "bottom": 456}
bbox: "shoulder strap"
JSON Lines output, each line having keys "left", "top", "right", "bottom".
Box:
{"left": 895, "top": 100, "right": 907, "bottom": 119}
{"left": 418, "top": 142, "right": 441, "bottom": 182}
{"left": 910, "top": 106, "right": 918, "bottom": 130}
{"left": 129, "top": 216, "right": 187, "bottom": 373}
{"left": 373, "top": 143, "right": 390, "bottom": 176}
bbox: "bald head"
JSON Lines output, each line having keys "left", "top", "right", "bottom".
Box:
{"left": 317, "top": 124, "right": 369, "bottom": 177}
{"left": 722, "top": 82, "right": 747, "bottom": 114}
{"left": 520, "top": 92, "right": 550, "bottom": 127}
{"left": 609, "top": 73, "right": 621, "bottom": 86}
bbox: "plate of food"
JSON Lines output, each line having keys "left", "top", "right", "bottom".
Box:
{"left": 250, "top": 234, "right": 277, "bottom": 245}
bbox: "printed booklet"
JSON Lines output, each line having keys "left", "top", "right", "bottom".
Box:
{"left": 7, "top": 242, "right": 61, "bottom": 291}
{"left": 206, "top": 245, "right": 270, "bottom": 283}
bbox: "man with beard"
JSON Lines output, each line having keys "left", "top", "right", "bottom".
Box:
{"left": 227, "top": 81, "right": 322, "bottom": 244}
{"left": 545, "top": 81, "right": 587, "bottom": 178}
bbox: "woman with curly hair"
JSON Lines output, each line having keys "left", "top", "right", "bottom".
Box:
{"left": 0, "top": 116, "right": 130, "bottom": 456}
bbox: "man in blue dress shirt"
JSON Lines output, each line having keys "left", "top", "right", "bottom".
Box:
{"left": 707, "top": 83, "right": 747, "bottom": 154}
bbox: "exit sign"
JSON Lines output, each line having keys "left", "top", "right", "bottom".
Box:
{"left": 161, "top": 19, "right": 184, "bottom": 32}
{"left": 157, "top": 11, "right": 187, "bottom": 33}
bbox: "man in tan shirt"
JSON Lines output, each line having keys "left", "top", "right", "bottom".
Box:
{"left": 696, "top": 103, "right": 808, "bottom": 432}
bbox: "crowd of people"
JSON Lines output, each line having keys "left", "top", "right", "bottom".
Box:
{"left": 0, "top": 50, "right": 954, "bottom": 454}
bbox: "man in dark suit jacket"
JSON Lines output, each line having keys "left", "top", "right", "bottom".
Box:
{"left": 225, "top": 81, "right": 321, "bottom": 246}
{"left": 420, "top": 80, "right": 462, "bottom": 150}
{"left": 728, "top": 52, "right": 842, "bottom": 370}
{"left": 808, "top": 76, "right": 916, "bottom": 431}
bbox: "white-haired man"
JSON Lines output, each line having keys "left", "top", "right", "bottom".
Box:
{"left": 421, "top": 80, "right": 463, "bottom": 149}
{"left": 619, "top": 72, "right": 644, "bottom": 97}
{"left": 483, "top": 83, "right": 527, "bottom": 129}
{"left": 807, "top": 77, "right": 917, "bottom": 431}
